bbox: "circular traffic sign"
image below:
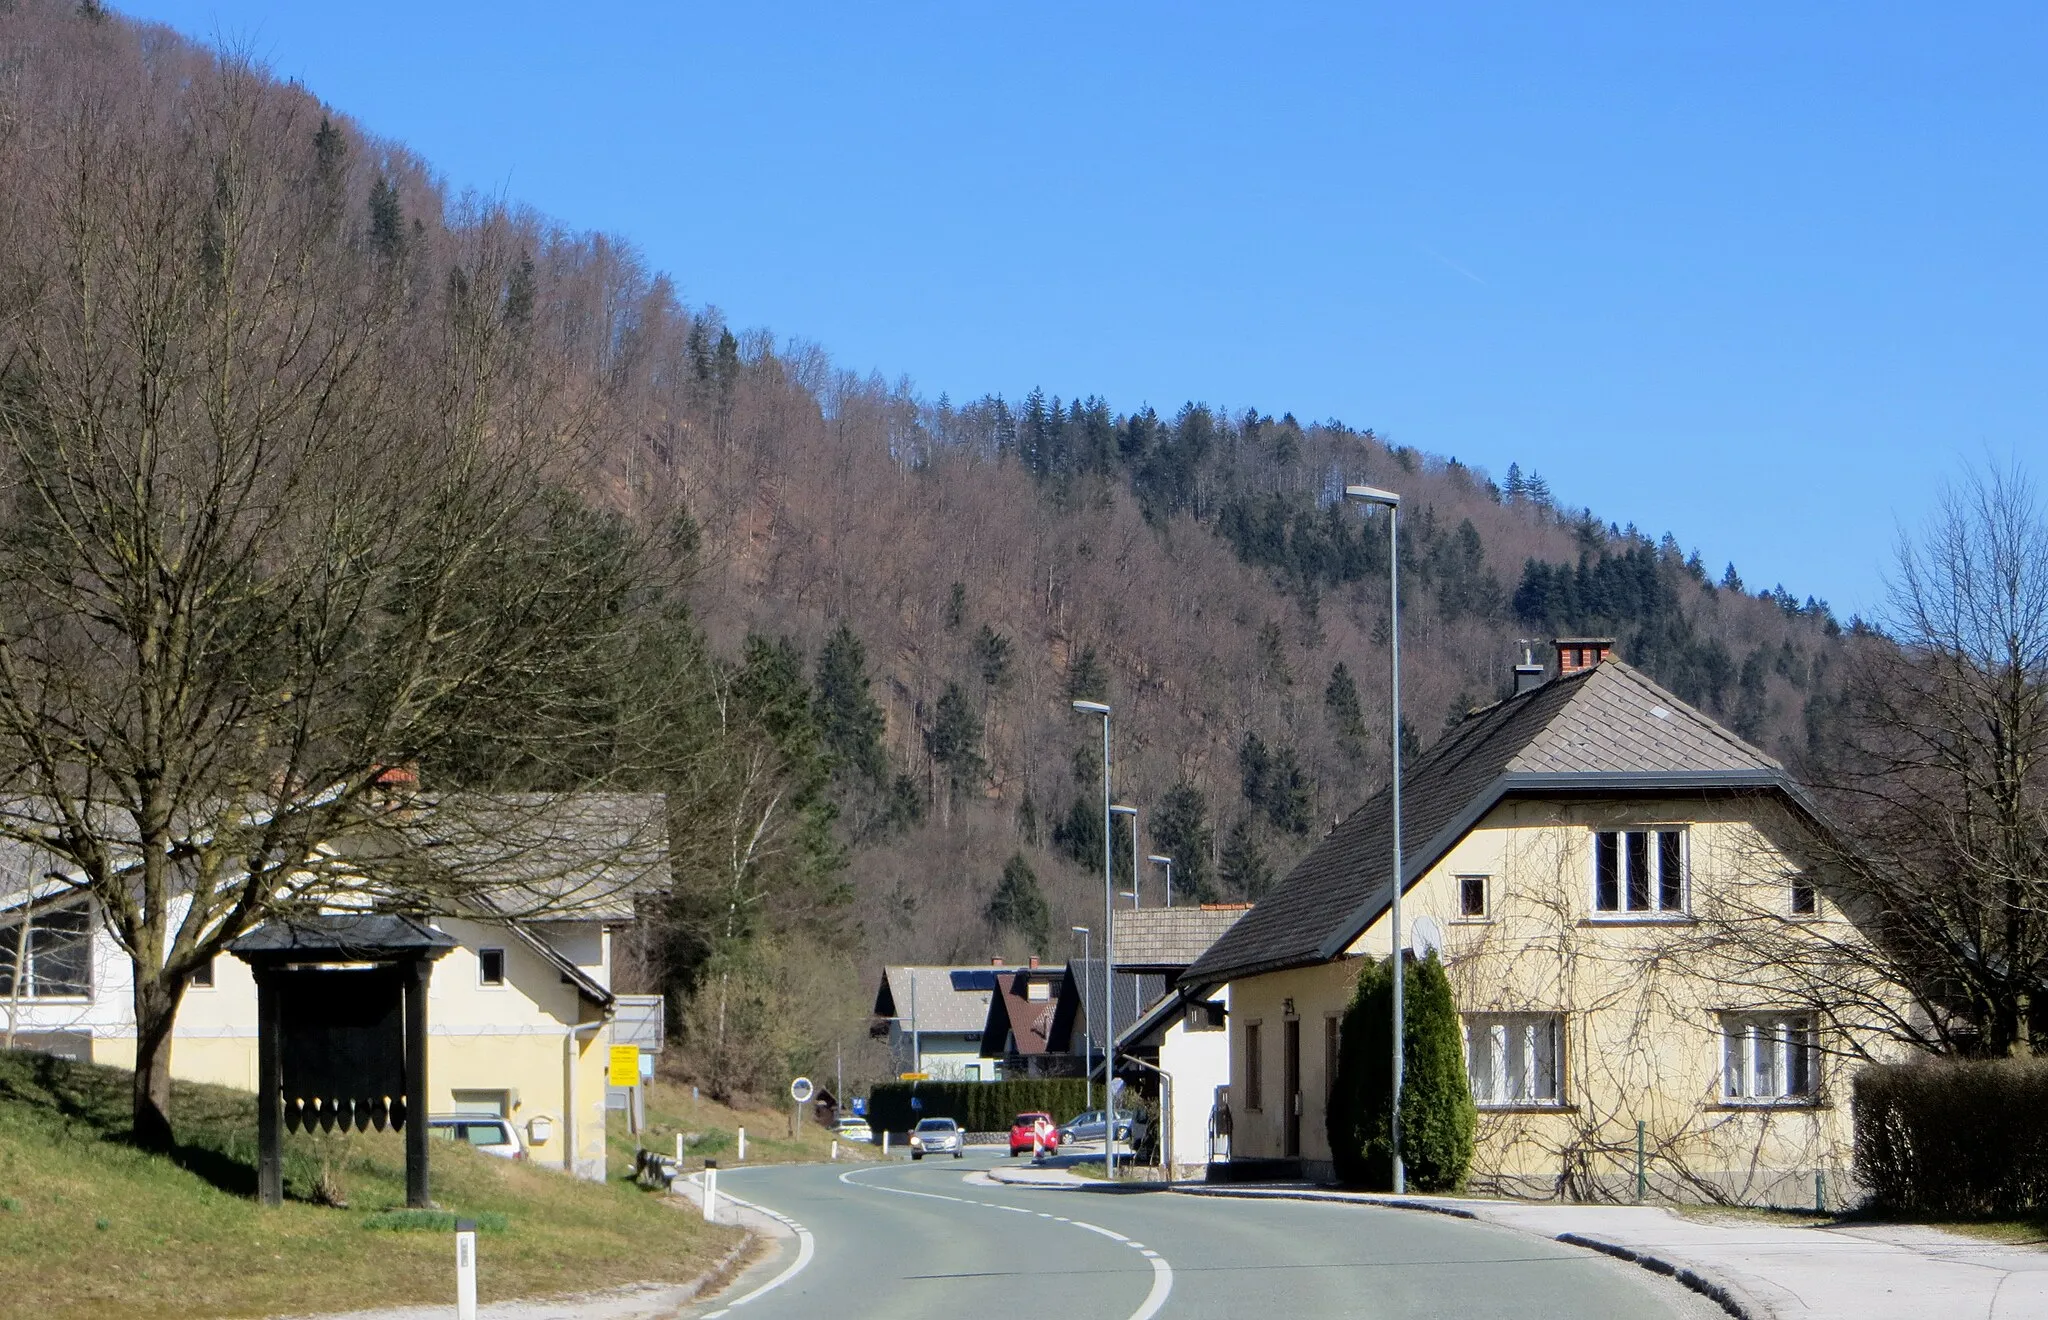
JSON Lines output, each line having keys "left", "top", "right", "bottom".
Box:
{"left": 790, "top": 1076, "right": 814, "bottom": 1104}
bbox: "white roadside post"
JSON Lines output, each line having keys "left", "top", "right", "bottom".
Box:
{"left": 831, "top": 1139, "right": 839, "bottom": 1161}
{"left": 454, "top": 1218, "right": 478, "bottom": 1320}
{"left": 675, "top": 1132, "right": 685, "bottom": 1163}
{"left": 737, "top": 1126, "right": 747, "bottom": 1162}
{"left": 702, "top": 1160, "right": 719, "bottom": 1223}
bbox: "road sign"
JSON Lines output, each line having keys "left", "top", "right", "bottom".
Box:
{"left": 898, "top": 1072, "right": 928, "bottom": 1081}
{"left": 909, "top": 1096, "right": 923, "bottom": 1111}
{"left": 851, "top": 1097, "right": 866, "bottom": 1116}
{"left": 609, "top": 1045, "right": 640, "bottom": 1088}
{"left": 790, "top": 1076, "right": 814, "bottom": 1104}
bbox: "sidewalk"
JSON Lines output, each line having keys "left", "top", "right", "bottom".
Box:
{"left": 984, "top": 1166, "right": 2048, "bottom": 1319}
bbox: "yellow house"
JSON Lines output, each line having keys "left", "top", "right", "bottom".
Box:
{"left": 1, "top": 794, "right": 666, "bottom": 1181}
{"left": 1183, "top": 640, "right": 1908, "bottom": 1205}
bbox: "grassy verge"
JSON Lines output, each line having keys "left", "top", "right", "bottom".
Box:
{"left": 607, "top": 1074, "right": 880, "bottom": 1171}
{"left": 1674, "top": 1202, "right": 2048, "bottom": 1248}
{"left": 0, "top": 1048, "right": 740, "bottom": 1320}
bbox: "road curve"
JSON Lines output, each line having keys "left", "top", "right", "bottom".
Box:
{"left": 685, "top": 1151, "right": 1725, "bottom": 1320}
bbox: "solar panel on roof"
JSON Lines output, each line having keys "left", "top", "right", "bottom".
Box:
{"left": 949, "top": 969, "right": 999, "bottom": 991}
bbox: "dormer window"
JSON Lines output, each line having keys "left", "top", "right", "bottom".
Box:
{"left": 1025, "top": 979, "right": 1050, "bottom": 1001}
{"left": 1592, "top": 828, "right": 1687, "bottom": 915}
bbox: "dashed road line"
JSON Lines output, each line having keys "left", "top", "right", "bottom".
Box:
{"left": 689, "top": 1174, "right": 817, "bottom": 1318}
{"left": 836, "top": 1166, "right": 1173, "bottom": 1320}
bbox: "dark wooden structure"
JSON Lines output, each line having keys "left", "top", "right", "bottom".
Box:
{"left": 230, "top": 914, "right": 456, "bottom": 1208}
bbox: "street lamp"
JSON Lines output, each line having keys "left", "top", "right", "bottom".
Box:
{"left": 1345, "top": 481, "right": 1406, "bottom": 1195}
{"left": 1111, "top": 804, "right": 1139, "bottom": 906}
{"left": 1070, "top": 698, "right": 1118, "bottom": 1177}
{"left": 1072, "top": 926, "right": 1092, "bottom": 1110}
{"left": 1148, "top": 854, "right": 1174, "bottom": 909}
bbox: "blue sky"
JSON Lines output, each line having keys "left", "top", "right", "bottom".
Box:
{"left": 119, "top": 1, "right": 2048, "bottom": 617}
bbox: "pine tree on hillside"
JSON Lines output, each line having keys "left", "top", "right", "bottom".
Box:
{"left": 1066, "top": 645, "right": 1107, "bottom": 701}
{"left": 1325, "top": 662, "right": 1367, "bottom": 758}
{"left": 1238, "top": 731, "right": 1271, "bottom": 806}
{"left": 925, "top": 681, "right": 986, "bottom": 822}
{"left": 987, "top": 853, "right": 1051, "bottom": 953}
{"left": 1150, "top": 782, "right": 1215, "bottom": 901}
{"left": 1218, "top": 817, "right": 1272, "bottom": 898}
{"left": 973, "top": 624, "right": 1013, "bottom": 689}
{"left": 814, "top": 623, "right": 887, "bottom": 785}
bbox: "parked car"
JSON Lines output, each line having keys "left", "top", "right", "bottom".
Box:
{"left": 835, "top": 1114, "right": 873, "bottom": 1144}
{"left": 908, "top": 1116, "right": 963, "bottom": 1159}
{"left": 428, "top": 1115, "right": 524, "bottom": 1161}
{"left": 1008, "top": 1111, "right": 1059, "bottom": 1157}
{"left": 1057, "top": 1109, "right": 1133, "bottom": 1145}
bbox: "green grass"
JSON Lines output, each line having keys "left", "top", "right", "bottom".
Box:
{"left": 607, "top": 1074, "right": 880, "bottom": 1172}
{"left": 0, "top": 1048, "right": 740, "bottom": 1319}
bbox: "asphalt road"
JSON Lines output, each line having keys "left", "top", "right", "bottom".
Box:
{"left": 686, "top": 1151, "right": 1727, "bottom": 1320}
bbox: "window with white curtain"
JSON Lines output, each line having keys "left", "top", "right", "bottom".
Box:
{"left": 1463, "top": 1013, "right": 1563, "bottom": 1106}
{"left": 1721, "top": 1013, "right": 1819, "bottom": 1103}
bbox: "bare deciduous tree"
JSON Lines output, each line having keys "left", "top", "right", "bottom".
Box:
{"left": 0, "top": 51, "right": 682, "bottom": 1146}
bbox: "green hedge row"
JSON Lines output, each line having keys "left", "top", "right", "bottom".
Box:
{"left": 1855, "top": 1059, "right": 2048, "bottom": 1215}
{"left": 866, "top": 1079, "right": 1093, "bottom": 1133}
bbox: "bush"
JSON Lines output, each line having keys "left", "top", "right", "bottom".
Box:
{"left": 1855, "top": 1059, "right": 2048, "bottom": 1216}
{"left": 866, "top": 1079, "right": 1092, "bottom": 1133}
{"left": 1326, "top": 952, "right": 1475, "bottom": 1191}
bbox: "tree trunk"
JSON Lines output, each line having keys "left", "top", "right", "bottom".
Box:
{"left": 131, "top": 973, "right": 185, "bottom": 1150}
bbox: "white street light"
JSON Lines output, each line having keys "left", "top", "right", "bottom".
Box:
{"left": 1072, "top": 925, "right": 1093, "bottom": 1110}
{"left": 1111, "top": 804, "right": 1139, "bottom": 907}
{"left": 1344, "top": 481, "right": 1406, "bottom": 1195}
{"left": 1070, "top": 699, "right": 1119, "bottom": 1177}
{"left": 1148, "top": 854, "right": 1174, "bottom": 909}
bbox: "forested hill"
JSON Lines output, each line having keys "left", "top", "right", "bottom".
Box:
{"left": 1, "top": 3, "right": 1847, "bottom": 1092}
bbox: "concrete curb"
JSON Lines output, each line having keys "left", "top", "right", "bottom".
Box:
{"left": 1169, "top": 1184, "right": 1766, "bottom": 1320}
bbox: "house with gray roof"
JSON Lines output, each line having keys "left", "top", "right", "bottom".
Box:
{"left": 1183, "top": 640, "right": 1907, "bottom": 1201}
{"left": 872, "top": 964, "right": 1008, "bottom": 1081}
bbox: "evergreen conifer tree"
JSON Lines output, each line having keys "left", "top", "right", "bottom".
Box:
{"left": 987, "top": 853, "right": 1052, "bottom": 953}
{"left": 1150, "top": 782, "right": 1215, "bottom": 901}
{"left": 1217, "top": 817, "right": 1272, "bottom": 897}
{"left": 972, "top": 624, "right": 1012, "bottom": 689}
{"left": 925, "top": 681, "right": 986, "bottom": 812}
{"left": 1327, "top": 953, "right": 1475, "bottom": 1191}
{"left": 813, "top": 623, "right": 887, "bottom": 785}
{"left": 1066, "top": 645, "right": 1107, "bottom": 701}
{"left": 1325, "top": 663, "right": 1367, "bottom": 756}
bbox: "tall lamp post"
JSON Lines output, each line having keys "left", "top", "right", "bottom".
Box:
{"left": 1072, "top": 925, "right": 1092, "bottom": 1110}
{"left": 1148, "top": 854, "right": 1174, "bottom": 909}
{"left": 1345, "top": 481, "right": 1405, "bottom": 1195}
{"left": 1111, "top": 804, "right": 1139, "bottom": 906}
{"left": 1071, "top": 699, "right": 1118, "bottom": 1177}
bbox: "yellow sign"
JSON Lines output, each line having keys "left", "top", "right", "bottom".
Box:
{"left": 609, "top": 1045, "right": 641, "bottom": 1088}
{"left": 898, "top": 1072, "right": 928, "bottom": 1081}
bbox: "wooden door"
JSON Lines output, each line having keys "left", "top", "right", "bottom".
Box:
{"left": 1283, "top": 1018, "right": 1302, "bottom": 1158}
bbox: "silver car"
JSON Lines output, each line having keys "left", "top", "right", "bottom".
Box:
{"left": 1058, "top": 1109, "right": 1133, "bottom": 1145}
{"left": 909, "top": 1116, "right": 963, "bottom": 1159}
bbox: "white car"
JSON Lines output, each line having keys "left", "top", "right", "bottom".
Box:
{"left": 429, "top": 1115, "right": 525, "bottom": 1161}
{"left": 835, "top": 1115, "right": 873, "bottom": 1143}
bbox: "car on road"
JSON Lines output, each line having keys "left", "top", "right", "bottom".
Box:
{"left": 428, "top": 1115, "right": 524, "bottom": 1161}
{"left": 836, "top": 1114, "right": 873, "bottom": 1144}
{"left": 1008, "top": 1111, "right": 1059, "bottom": 1157}
{"left": 908, "top": 1116, "right": 963, "bottom": 1159}
{"left": 1057, "top": 1109, "right": 1133, "bottom": 1145}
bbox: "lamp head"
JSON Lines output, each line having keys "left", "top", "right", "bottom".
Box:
{"left": 1071, "top": 925, "right": 1090, "bottom": 936}
{"left": 1070, "top": 699, "right": 1112, "bottom": 716}
{"left": 1109, "top": 804, "right": 1137, "bottom": 818}
{"left": 1344, "top": 483, "right": 1401, "bottom": 508}
{"left": 1147, "top": 854, "right": 1172, "bottom": 865}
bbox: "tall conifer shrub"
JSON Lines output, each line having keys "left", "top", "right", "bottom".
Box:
{"left": 1326, "top": 953, "right": 1475, "bottom": 1191}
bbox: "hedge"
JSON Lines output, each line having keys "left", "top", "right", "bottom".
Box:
{"left": 866, "top": 1079, "right": 1092, "bottom": 1133}
{"left": 1855, "top": 1058, "right": 2048, "bottom": 1215}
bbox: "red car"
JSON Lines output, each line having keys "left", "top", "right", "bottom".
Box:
{"left": 1008, "top": 1111, "right": 1059, "bottom": 1157}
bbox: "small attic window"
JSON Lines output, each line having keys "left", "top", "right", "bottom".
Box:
{"left": 1026, "top": 979, "right": 1050, "bottom": 1001}
{"left": 478, "top": 947, "right": 506, "bottom": 986}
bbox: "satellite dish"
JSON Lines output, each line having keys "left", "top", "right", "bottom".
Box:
{"left": 1410, "top": 916, "right": 1444, "bottom": 960}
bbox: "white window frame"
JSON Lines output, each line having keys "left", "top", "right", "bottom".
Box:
{"left": 1461, "top": 1012, "right": 1565, "bottom": 1108}
{"left": 0, "top": 900, "right": 94, "bottom": 1001}
{"left": 1454, "top": 874, "right": 1490, "bottom": 922}
{"left": 1720, "top": 1012, "right": 1820, "bottom": 1105}
{"left": 1590, "top": 827, "right": 1690, "bottom": 917}
{"left": 477, "top": 946, "right": 508, "bottom": 988}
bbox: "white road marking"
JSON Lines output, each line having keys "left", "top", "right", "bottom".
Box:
{"left": 836, "top": 1166, "right": 1174, "bottom": 1320}
{"left": 691, "top": 1173, "right": 817, "bottom": 1318}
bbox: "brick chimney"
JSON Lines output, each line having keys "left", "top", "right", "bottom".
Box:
{"left": 1554, "top": 637, "right": 1615, "bottom": 677}
{"left": 991, "top": 956, "right": 1005, "bottom": 966}
{"left": 1513, "top": 640, "right": 1547, "bottom": 695}
{"left": 1028, "top": 955, "right": 1040, "bottom": 970}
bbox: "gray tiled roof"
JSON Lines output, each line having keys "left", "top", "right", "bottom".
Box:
{"left": 874, "top": 965, "right": 1008, "bottom": 1033}
{"left": 1184, "top": 661, "right": 1791, "bottom": 986}
{"left": 1111, "top": 905, "right": 1252, "bottom": 969}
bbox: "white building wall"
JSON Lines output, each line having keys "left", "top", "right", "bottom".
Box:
{"left": 1158, "top": 986, "right": 1231, "bottom": 1175}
